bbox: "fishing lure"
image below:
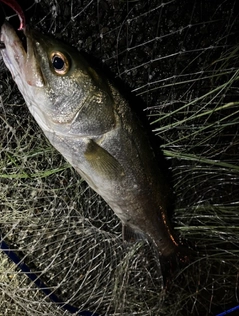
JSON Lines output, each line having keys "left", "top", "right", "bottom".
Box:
{"left": 0, "top": 0, "right": 25, "bottom": 30}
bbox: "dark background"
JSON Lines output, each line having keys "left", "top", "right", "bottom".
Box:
{"left": 0, "top": 1, "right": 239, "bottom": 315}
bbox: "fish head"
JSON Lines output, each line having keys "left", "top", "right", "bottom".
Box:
{"left": 0, "top": 22, "right": 115, "bottom": 137}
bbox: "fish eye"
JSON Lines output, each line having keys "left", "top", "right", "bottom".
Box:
{"left": 50, "top": 52, "right": 70, "bottom": 75}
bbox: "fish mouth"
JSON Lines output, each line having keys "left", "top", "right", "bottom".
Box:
{"left": 0, "top": 22, "right": 55, "bottom": 134}
{"left": 0, "top": 22, "right": 44, "bottom": 88}
{"left": 0, "top": 22, "right": 26, "bottom": 77}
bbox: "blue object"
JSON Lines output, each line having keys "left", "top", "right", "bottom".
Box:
{"left": 216, "top": 305, "right": 239, "bottom": 316}
{"left": 0, "top": 236, "right": 100, "bottom": 316}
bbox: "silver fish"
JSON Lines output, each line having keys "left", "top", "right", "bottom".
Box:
{"left": 0, "top": 22, "right": 180, "bottom": 257}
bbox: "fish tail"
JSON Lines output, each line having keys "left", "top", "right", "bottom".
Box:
{"left": 160, "top": 242, "right": 196, "bottom": 288}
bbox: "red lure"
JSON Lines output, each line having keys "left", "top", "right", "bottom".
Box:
{"left": 0, "top": 0, "right": 25, "bottom": 30}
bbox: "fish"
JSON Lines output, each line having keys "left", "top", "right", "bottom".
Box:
{"left": 0, "top": 21, "right": 182, "bottom": 258}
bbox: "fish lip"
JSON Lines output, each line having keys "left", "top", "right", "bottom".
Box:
{"left": 1, "top": 22, "right": 45, "bottom": 89}
{"left": 0, "top": 21, "right": 32, "bottom": 50}
{"left": 0, "top": 21, "right": 36, "bottom": 69}
{"left": 0, "top": 22, "right": 27, "bottom": 77}
{"left": 0, "top": 22, "right": 53, "bottom": 133}
{"left": 0, "top": 21, "right": 26, "bottom": 51}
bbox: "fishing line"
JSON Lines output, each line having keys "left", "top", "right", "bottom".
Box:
{"left": 0, "top": 234, "right": 100, "bottom": 316}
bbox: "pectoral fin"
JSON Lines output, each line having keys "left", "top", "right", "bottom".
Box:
{"left": 84, "top": 140, "right": 124, "bottom": 180}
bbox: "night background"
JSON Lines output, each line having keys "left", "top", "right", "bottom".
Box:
{"left": 0, "top": 1, "right": 239, "bottom": 315}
